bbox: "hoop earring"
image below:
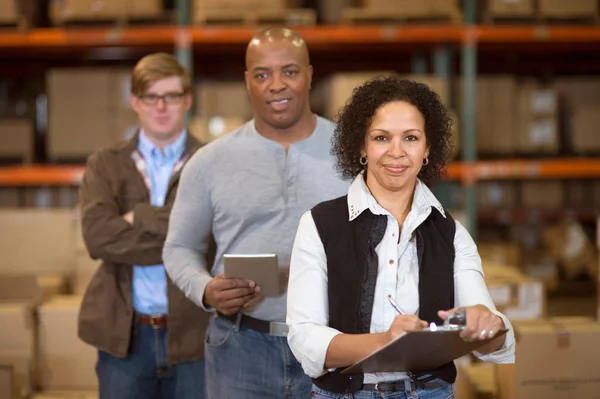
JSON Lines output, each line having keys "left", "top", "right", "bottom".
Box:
{"left": 359, "top": 156, "right": 368, "bottom": 166}
{"left": 423, "top": 158, "right": 429, "bottom": 166}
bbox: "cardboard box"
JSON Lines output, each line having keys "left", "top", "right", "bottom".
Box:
{"left": 194, "top": 0, "right": 293, "bottom": 10}
{"left": 520, "top": 181, "right": 563, "bottom": 209}
{"left": 0, "top": 275, "right": 42, "bottom": 399}
{"left": 455, "top": 363, "right": 496, "bottom": 399}
{"left": 129, "top": 0, "right": 162, "bottom": 17}
{"left": 565, "top": 180, "right": 594, "bottom": 210}
{"left": 195, "top": 81, "right": 252, "bottom": 121}
{"left": 189, "top": 116, "right": 246, "bottom": 144}
{"left": 428, "top": 0, "right": 461, "bottom": 15}
{"left": 362, "top": 0, "right": 459, "bottom": 16}
{"left": 487, "top": 0, "right": 535, "bottom": 16}
{"left": 312, "top": 72, "right": 398, "bottom": 121}
{"left": 32, "top": 390, "right": 98, "bottom": 399}
{"left": 478, "top": 182, "right": 518, "bottom": 210}
{"left": 552, "top": 77, "right": 600, "bottom": 153}
{"left": 0, "top": 190, "right": 20, "bottom": 208}
{"left": 520, "top": 249, "right": 560, "bottom": 292}
{"left": 47, "top": 69, "right": 134, "bottom": 160}
{"left": 317, "top": 0, "right": 353, "bottom": 24}
{"left": 496, "top": 318, "right": 600, "bottom": 399}
{"left": 362, "top": 0, "right": 432, "bottom": 14}
{"left": 38, "top": 296, "right": 97, "bottom": 390}
{"left": 489, "top": 76, "right": 518, "bottom": 154}
{"left": 0, "top": 359, "right": 31, "bottom": 399}
{"left": 538, "top": 0, "right": 598, "bottom": 17}
{"left": 37, "top": 276, "right": 68, "bottom": 301}
{"left": 0, "top": 120, "right": 34, "bottom": 163}
{"left": 484, "top": 263, "right": 545, "bottom": 320}
{"left": 47, "top": 69, "right": 111, "bottom": 160}
{"left": 0, "top": 210, "right": 76, "bottom": 276}
{"left": 459, "top": 76, "right": 517, "bottom": 154}
{"left": 478, "top": 242, "right": 521, "bottom": 266}
{"left": 51, "top": 0, "right": 127, "bottom": 22}
{"left": 0, "top": 0, "right": 19, "bottom": 23}
{"left": 0, "top": 365, "right": 11, "bottom": 399}
{"left": 542, "top": 221, "right": 597, "bottom": 279}
{"left": 515, "top": 81, "right": 559, "bottom": 154}
{"left": 571, "top": 106, "right": 600, "bottom": 153}
{"left": 553, "top": 77, "right": 600, "bottom": 108}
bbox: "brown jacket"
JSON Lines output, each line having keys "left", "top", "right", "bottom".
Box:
{"left": 77, "top": 132, "right": 209, "bottom": 365}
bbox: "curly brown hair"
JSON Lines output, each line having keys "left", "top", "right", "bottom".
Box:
{"left": 331, "top": 76, "right": 454, "bottom": 187}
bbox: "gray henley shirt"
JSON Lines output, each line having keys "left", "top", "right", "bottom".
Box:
{"left": 163, "top": 116, "right": 350, "bottom": 322}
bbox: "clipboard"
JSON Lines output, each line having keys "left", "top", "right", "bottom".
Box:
{"left": 341, "top": 328, "right": 508, "bottom": 375}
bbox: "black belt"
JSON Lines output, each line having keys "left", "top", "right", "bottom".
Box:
{"left": 218, "top": 313, "right": 288, "bottom": 336}
{"left": 362, "top": 376, "right": 444, "bottom": 392}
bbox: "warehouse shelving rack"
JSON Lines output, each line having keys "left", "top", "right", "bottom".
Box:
{"left": 0, "top": 0, "right": 600, "bottom": 238}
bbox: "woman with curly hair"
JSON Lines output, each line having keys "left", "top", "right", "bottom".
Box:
{"left": 286, "top": 77, "right": 515, "bottom": 398}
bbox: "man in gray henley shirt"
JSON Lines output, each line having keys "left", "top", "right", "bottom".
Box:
{"left": 163, "top": 28, "right": 349, "bottom": 399}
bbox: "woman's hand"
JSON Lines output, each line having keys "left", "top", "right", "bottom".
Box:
{"left": 438, "top": 305, "right": 505, "bottom": 342}
{"left": 386, "top": 315, "right": 428, "bottom": 342}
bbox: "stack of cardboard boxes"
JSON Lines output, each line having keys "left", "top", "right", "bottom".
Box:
{"left": 485, "top": 0, "right": 597, "bottom": 20}
{"left": 479, "top": 218, "right": 598, "bottom": 294}
{"left": 0, "top": 120, "right": 33, "bottom": 164}
{"left": 192, "top": 0, "right": 310, "bottom": 25}
{"left": 0, "top": 209, "right": 99, "bottom": 398}
{"left": 457, "top": 234, "right": 600, "bottom": 398}
{"left": 339, "top": 0, "right": 462, "bottom": 23}
{"left": 189, "top": 80, "right": 252, "bottom": 144}
{"left": 457, "top": 317, "right": 600, "bottom": 399}
{"left": 47, "top": 69, "right": 137, "bottom": 162}
{"left": 50, "top": 0, "right": 163, "bottom": 24}
{"left": 483, "top": 263, "right": 546, "bottom": 321}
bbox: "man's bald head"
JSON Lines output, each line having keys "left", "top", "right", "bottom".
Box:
{"left": 244, "top": 27, "right": 314, "bottom": 133}
{"left": 245, "top": 27, "right": 310, "bottom": 69}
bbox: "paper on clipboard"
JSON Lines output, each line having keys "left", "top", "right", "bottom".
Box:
{"left": 341, "top": 328, "right": 508, "bottom": 375}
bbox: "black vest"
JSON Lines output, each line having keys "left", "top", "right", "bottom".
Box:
{"left": 310, "top": 195, "right": 457, "bottom": 395}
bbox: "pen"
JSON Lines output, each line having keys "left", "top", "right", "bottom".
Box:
{"left": 387, "top": 295, "right": 403, "bottom": 315}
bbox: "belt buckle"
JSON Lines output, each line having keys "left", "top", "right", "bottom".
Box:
{"left": 374, "top": 382, "right": 395, "bottom": 392}
{"left": 268, "top": 321, "right": 289, "bottom": 337}
{"left": 149, "top": 314, "right": 163, "bottom": 329}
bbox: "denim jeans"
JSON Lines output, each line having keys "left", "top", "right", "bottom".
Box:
{"left": 96, "top": 322, "right": 206, "bottom": 399}
{"left": 310, "top": 381, "right": 454, "bottom": 399}
{"left": 204, "top": 313, "right": 312, "bottom": 399}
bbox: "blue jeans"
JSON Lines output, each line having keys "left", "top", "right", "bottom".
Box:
{"left": 204, "top": 313, "right": 312, "bottom": 399}
{"left": 311, "top": 381, "right": 455, "bottom": 399}
{"left": 96, "top": 322, "right": 206, "bottom": 399}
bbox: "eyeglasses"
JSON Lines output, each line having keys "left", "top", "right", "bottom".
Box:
{"left": 138, "top": 92, "right": 186, "bottom": 106}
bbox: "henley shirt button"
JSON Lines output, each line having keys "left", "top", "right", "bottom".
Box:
{"left": 389, "top": 259, "right": 394, "bottom": 265}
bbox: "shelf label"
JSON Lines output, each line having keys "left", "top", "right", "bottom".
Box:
{"left": 533, "top": 26, "right": 550, "bottom": 41}
{"left": 176, "top": 28, "right": 192, "bottom": 50}
{"left": 106, "top": 27, "right": 123, "bottom": 44}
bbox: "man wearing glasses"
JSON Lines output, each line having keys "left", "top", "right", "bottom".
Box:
{"left": 77, "top": 52, "right": 207, "bottom": 399}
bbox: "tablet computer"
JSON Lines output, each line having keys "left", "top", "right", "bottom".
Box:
{"left": 223, "top": 254, "right": 280, "bottom": 297}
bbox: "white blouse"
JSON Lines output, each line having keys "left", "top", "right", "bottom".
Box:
{"left": 286, "top": 174, "right": 516, "bottom": 383}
